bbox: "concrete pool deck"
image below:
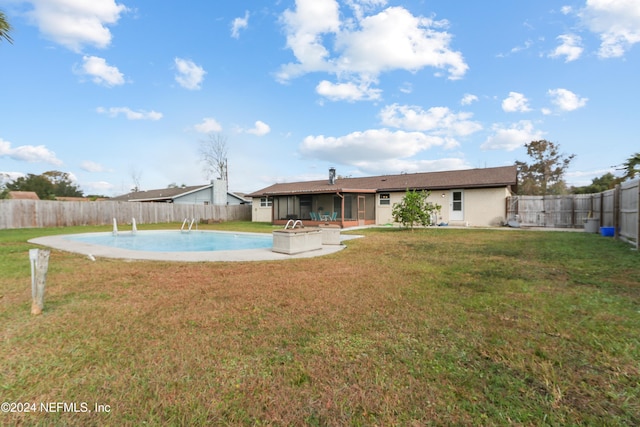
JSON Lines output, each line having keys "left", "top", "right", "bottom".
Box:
{"left": 28, "top": 233, "right": 364, "bottom": 262}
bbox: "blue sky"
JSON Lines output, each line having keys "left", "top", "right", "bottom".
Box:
{"left": 1, "top": 0, "right": 638, "bottom": 196}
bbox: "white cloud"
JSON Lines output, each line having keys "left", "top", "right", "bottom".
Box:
{"left": 399, "top": 82, "right": 413, "bottom": 94}
{"left": 83, "top": 181, "right": 115, "bottom": 194}
{"left": 25, "top": 0, "right": 128, "bottom": 52}
{"left": 231, "top": 11, "right": 249, "bottom": 38}
{"left": 498, "top": 40, "right": 533, "bottom": 57}
{"left": 0, "top": 171, "right": 26, "bottom": 185}
{"left": 502, "top": 92, "right": 531, "bottom": 113}
{"left": 481, "top": 120, "right": 545, "bottom": 151}
{"left": 579, "top": 0, "right": 640, "bottom": 58}
{"left": 194, "top": 118, "right": 223, "bottom": 134}
{"left": 300, "top": 128, "right": 449, "bottom": 165}
{"left": 345, "top": 0, "right": 387, "bottom": 21}
{"left": 351, "top": 157, "right": 470, "bottom": 176}
{"left": 335, "top": 7, "right": 467, "bottom": 79}
{"left": 278, "top": 1, "right": 468, "bottom": 95}
{"left": 547, "top": 88, "right": 588, "bottom": 111}
{"left": 279, "top": 0, "right": 340, "bottom": 80}
{"left": 0, "top": 137, "right": 63, "bottom": 165}
{"left": 78, "top": 55, "right": 125, "bottom": 86}
{"left": 461, "top": 93, "right": 478, "bottom": 105}
{"left": 80, "top": 161, "right": 109, "bottom": 173}
{"left": 246, "top": 121, "right": 271, "bottom": 136}
{"left": 379, "top": 104, "right": 482, "bottom": 140}
{"left": 550, "top": 34, "right": 583, "bottom": 62}
{"left": 174, "top": 58, "right": 206, "bottom": 90}
{"left": 316, "top": 80, "right": 382, "bottom": 102}
{"left": 96, "top": 107, "right": 163, "bottom": 120}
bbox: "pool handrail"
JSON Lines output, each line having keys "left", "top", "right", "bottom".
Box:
{"left": 284, "top": 219, "right": 304, "bottom": 229}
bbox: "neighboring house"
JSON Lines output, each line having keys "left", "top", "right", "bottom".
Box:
{"left": 248, "top": 165, "right": 518, "bottom": 227}
{"left": 55, "top": 197, "right": 91, "bottom": 202}
{"left": 112, "top": 180, "right": 251, "bottom": 205}
{"left": 7, "top": 191, "right": 40, "bottom": 200}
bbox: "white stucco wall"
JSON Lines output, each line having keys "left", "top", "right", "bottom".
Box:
{"left": 461, "top": 187, "right": 510, "bottom": 226}
{"left": 252, "top": 198, "right": 273, "bottom": 222}
{"left": 376, "top": 187, "right": 510, "bottom": 227}
{"left": 253, "top": 187, "right": 511, "bottom": 226}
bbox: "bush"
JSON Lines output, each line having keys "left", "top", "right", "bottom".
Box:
{"left": 392, "top": 189, "right": 441, "bottom": 231}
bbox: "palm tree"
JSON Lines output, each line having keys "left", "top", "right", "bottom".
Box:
{"left": 1, "top": 10, "right": 13, "bottom": 44}
{"left": 621, "top": 152, "right": 640, "bottom": 180}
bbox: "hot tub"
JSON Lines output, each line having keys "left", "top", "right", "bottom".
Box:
{"left": 272, "top": 228, "right": 323, "bottom": 255}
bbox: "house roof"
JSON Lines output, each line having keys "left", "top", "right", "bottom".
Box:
{"left": 248, "top": 165, "right": 518, "bottom": 197}
{"left": 7, "top": 191, "right": 40, "bottom": 200}
{"left": 228, "top": 192, "right": 252, "bottom": 203}
{"left": 111, "top": 185, "right": 211, "bottom": 202}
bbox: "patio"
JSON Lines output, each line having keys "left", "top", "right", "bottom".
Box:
{"left": 270, "top": 192, "right": 377, "bottom": 228}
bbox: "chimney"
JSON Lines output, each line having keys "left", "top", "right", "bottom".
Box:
{"left": 329, "top": 167, "right": 336, "bottom": 185}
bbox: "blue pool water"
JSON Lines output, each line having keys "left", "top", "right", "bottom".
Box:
{"left": 64, "top": 231, "right": 272, "bottom": 252}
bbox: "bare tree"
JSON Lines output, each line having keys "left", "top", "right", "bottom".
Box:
{"left": 129, "top": 166, "right": 143, "bottom": 192}
{"left": 200, "top": 133, "right": 228, "bottom": 181}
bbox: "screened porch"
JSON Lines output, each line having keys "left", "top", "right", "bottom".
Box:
{"left": 270, "top": 192, "right": 376, "bottom": 228}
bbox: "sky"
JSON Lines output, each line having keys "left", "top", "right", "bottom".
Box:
{"left": 0, "top": 0, "right": 638, "bottom": 197}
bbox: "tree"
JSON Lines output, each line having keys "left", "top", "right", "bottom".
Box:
{"left": 129, "top": 166, "right": 143, "bottom": 192}
{"left": 6, "top": 174, "right": 56, "bottom": 199}
{"left": 42, "top": 171, "right": 83, "bottom": 197}
{"left": 1, "top": 10, "right": 13, "bottom": 44}
{"left": 572, "top": 172, "right": 621, "bottom": 194}
{"left": 5, "top": 171, "right": 83, "bottom": 199}
{"left": 516, "top": 140, "right": 575, "bottom": 195}
{"left": 200, "top": 133, "right": 228, "bottom": 181}
{"left": 620, "top": 152, "right": 640, "bottom": 181}
{"left": 392, "top": 189, "right": 441, "bottom": 232}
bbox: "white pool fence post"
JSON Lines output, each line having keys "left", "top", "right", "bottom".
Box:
{"left": 29, "top": 249, "right": 50, "bottom": 316}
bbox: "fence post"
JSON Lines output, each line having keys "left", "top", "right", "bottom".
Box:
{"left": 613, "top": 184, "right": 621, "bottom": 239}
{"left": 636, "top": 180, "right": 640, "bottom": 250}
{"left": 30, "top": 249, "right": 50, "bottom": 315}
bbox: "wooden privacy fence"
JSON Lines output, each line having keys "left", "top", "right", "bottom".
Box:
{"left": 0, "top": 200, "right": 252, "bottom": 230}
{"left": 507, "top": 178, "right": 639, "bottom": 248}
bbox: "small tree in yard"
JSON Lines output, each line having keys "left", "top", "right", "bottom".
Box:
{"left": 392, "top": 189, "right": 441, "bottom": 232}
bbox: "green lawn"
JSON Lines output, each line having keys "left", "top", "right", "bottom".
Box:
{"left": 1, "top": 223, "right": 639, "bottom": 425}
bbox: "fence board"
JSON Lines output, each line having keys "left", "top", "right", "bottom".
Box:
{"left": 0, "top": 200, "right": 251, "bottom": 230}
{"left": 506, "top": 179, "right": 639, "bottom": 247}
{"left": 619, "top": 180, "right": 639, "bottom": 247}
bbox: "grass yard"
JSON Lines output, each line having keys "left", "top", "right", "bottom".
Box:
{"left": 1, "top": 223, "right": 639, "bottom": 426}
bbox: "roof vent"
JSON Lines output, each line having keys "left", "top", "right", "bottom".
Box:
{"left": 329, "top": 167, "right": 336, "bottom": 185}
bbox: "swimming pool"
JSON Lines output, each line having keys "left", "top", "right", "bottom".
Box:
{"left": 29, "top": 230, "right": 358, "bottom": 262}
{"left": 64, "top": 230, "right": 272, "bottom": 252}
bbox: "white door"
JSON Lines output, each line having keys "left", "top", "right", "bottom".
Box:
{"left": 450, "top": 190, "right": 464, "bottom": 221}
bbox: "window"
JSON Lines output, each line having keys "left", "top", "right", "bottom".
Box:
{"left": 260, "top": 197, "right": 272, "bottom": 207}
{"left": 379, "top": 193, "right": 390, "bottom": 205}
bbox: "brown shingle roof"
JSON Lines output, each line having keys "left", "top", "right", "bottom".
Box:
{"left": 248, "top": 165, "right": 517, "bottom": 196}
{"left": 111, "top": 185, "right": 209, "bottom": 202}
{"left": 7, "top": 191, "right": 40, "bottom": 200}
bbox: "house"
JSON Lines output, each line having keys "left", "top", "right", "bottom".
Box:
{"left": 7, "top": 191, "right": 40, "bottom": 200}
{"left": 247, "top": 165, "right": 518, "bottom": 228}
{"left": 111, "top": 180, "right": 251, "bottom": 205}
